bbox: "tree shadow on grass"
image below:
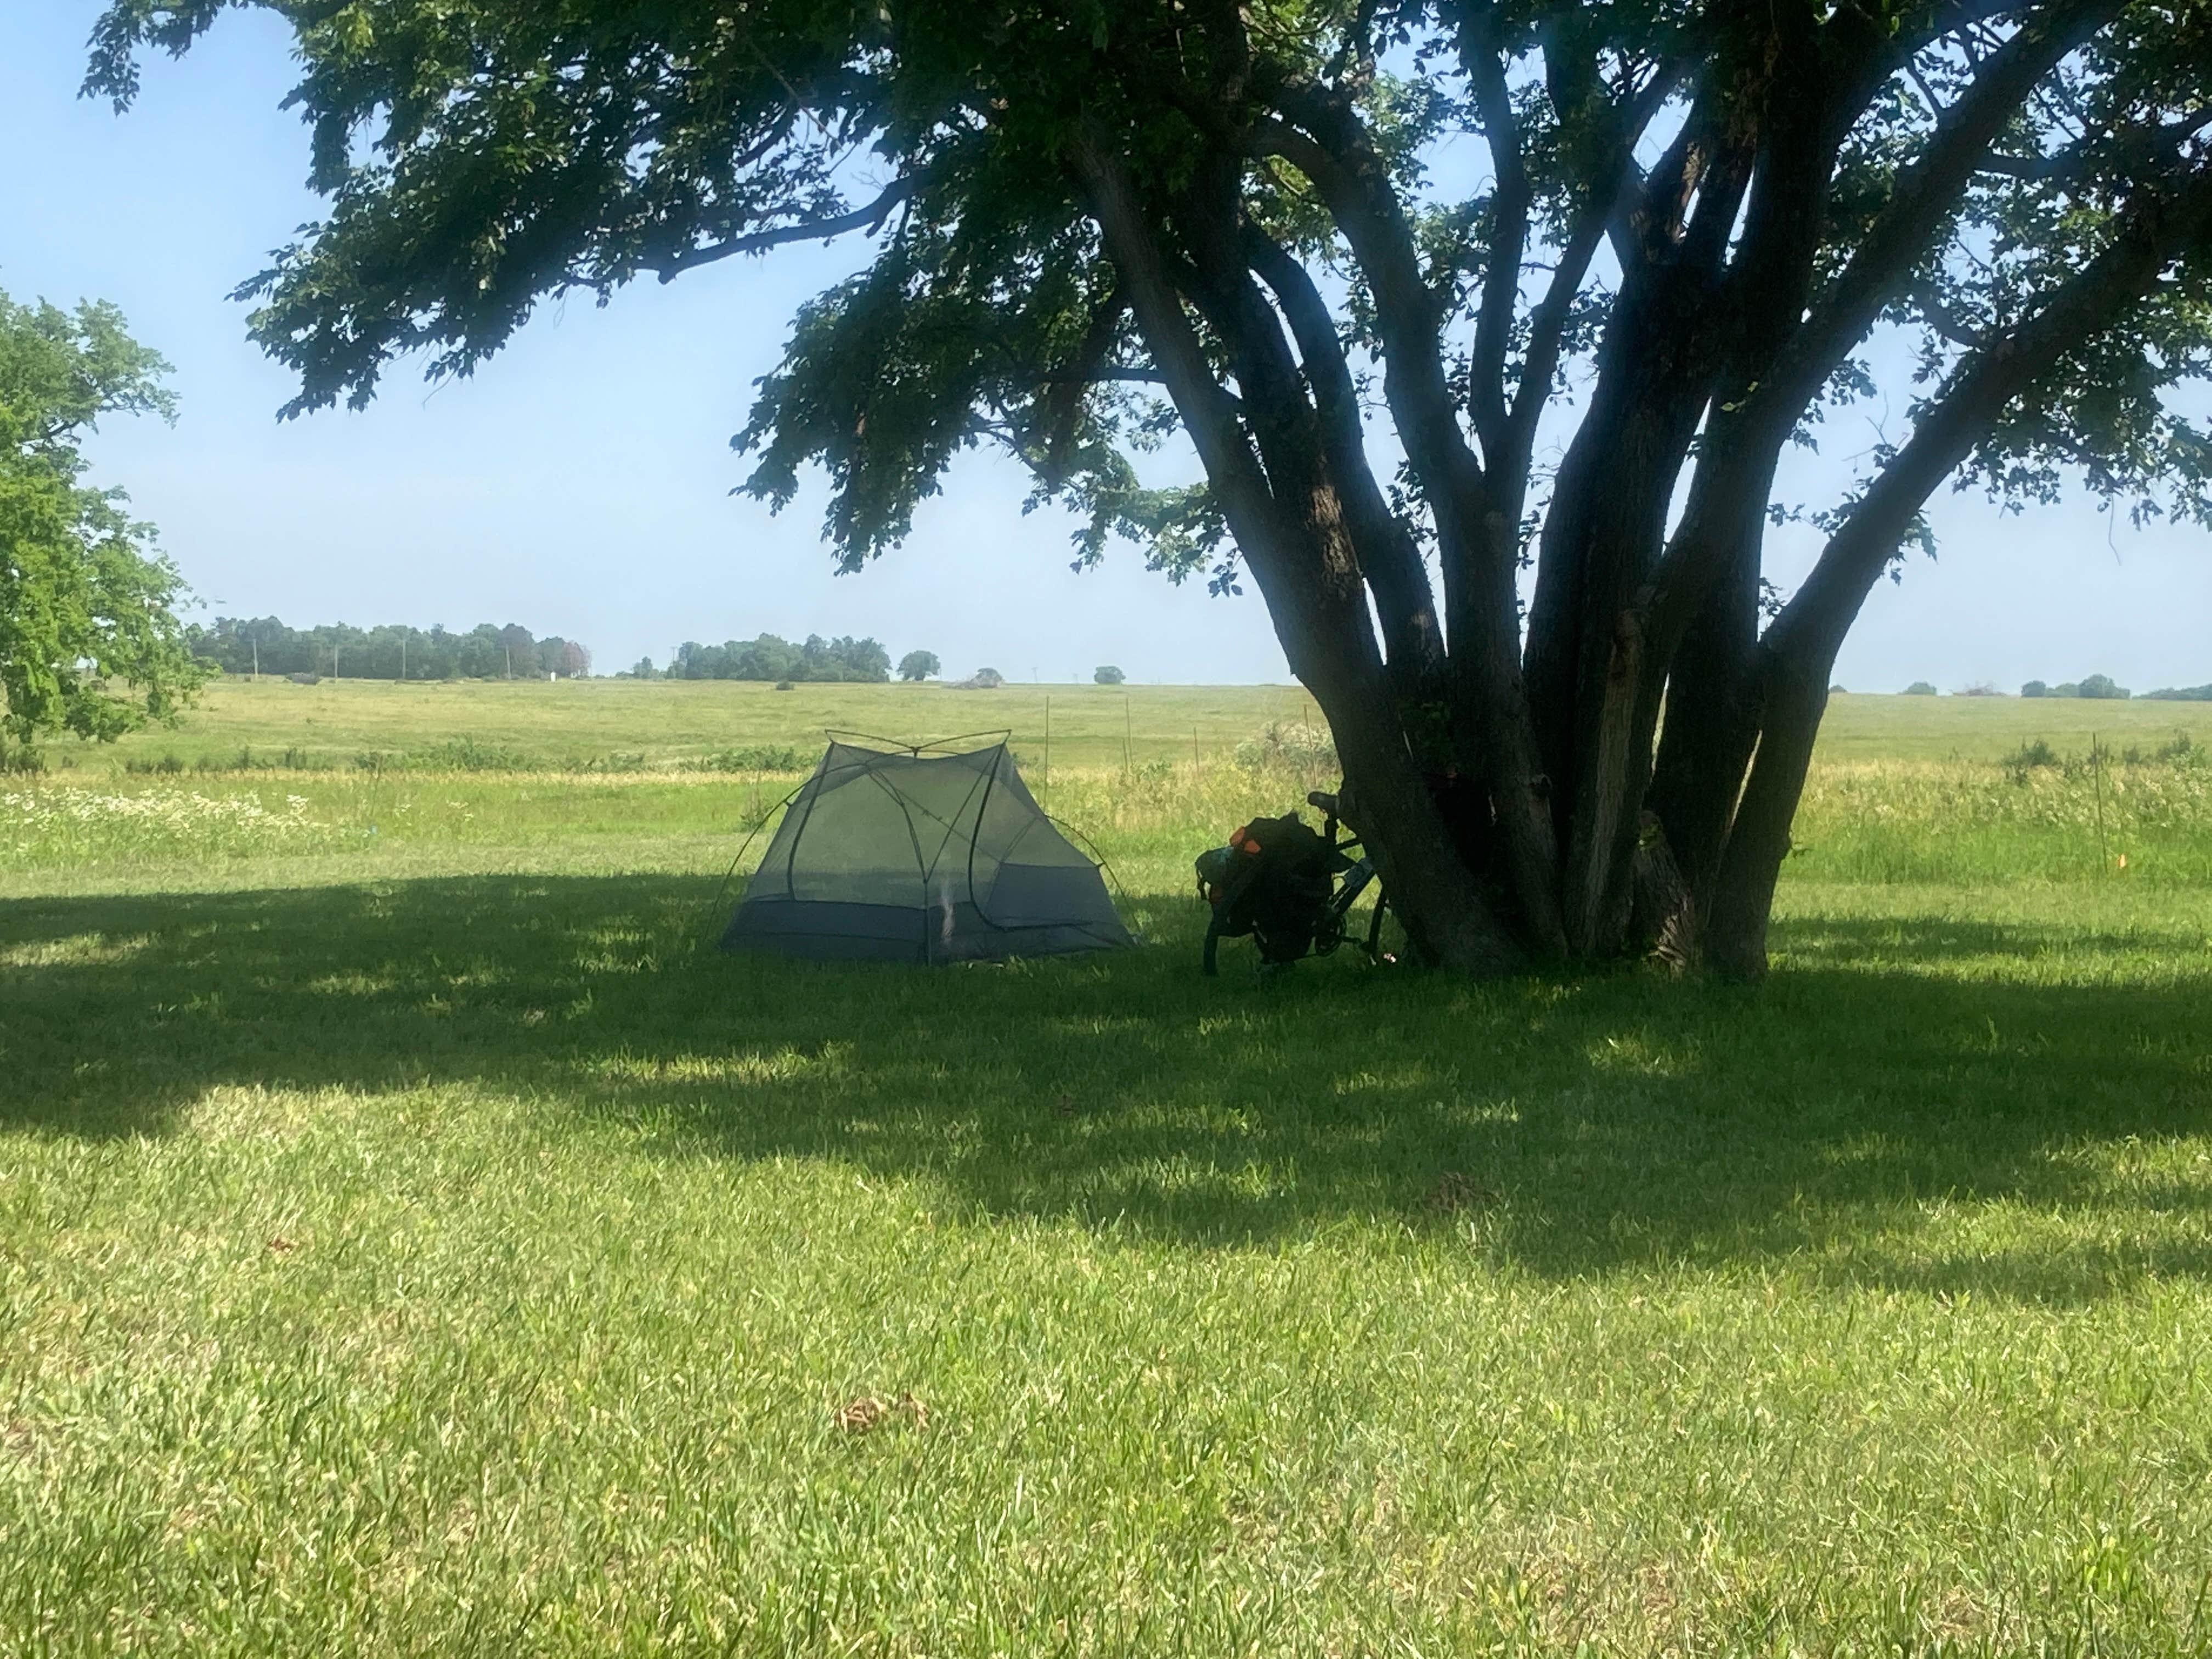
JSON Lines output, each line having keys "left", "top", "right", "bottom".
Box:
{"left": 1777, "top": 906, "right": 2206, "bottom": 968}
{"left": 3, "top": 876, "right": 2207, "bottom": 1300}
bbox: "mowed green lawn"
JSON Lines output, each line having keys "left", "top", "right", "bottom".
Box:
{"left": 4, "top": 681, "right": 2212, "bottom": 1655}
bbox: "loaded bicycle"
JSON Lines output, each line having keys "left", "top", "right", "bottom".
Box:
{"left": 1193, "top": 788, "right": 1390, "bottom": 975}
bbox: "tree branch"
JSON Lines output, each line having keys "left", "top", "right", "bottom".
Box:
{"left": 1771, "top": 156, "right": 2212, "bottom": 672}
{"left": 1459, "top": 4, "right": 1530, "bottom": 465}
{"left": 1068, "top": 122, "right": 1281, "bottom": 557}
{"left": 1756, "top": 0, "right": 2125, "bottom": 415}
{"left": 649, "top": 174, "right": 919, "bottom": 279}
{"left": 1248, "top": 95, "right": 1492, "bottom": 555}
{"left": 1244, "top": 226, "right": 1447, "bottom": 687}
{"left": 1495, "top": 62, "right": 1680, "bottom": 505}
{"left": 1706, "top": 153, "right": 2212, "bottom": 975}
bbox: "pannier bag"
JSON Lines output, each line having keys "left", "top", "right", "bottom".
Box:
{"left": 1194, "top": 811, "right": 1346, "bottom": 975}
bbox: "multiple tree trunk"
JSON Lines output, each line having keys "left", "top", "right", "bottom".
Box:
{"left": 1066, "top": 2, "right": 2210, "bottom": 978}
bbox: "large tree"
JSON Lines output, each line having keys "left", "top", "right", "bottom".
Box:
{"left": 88, "top": 1, "right": 2212, "bottom": 974}
{"left": 1, "top": 288, "right": 205, "bottom": 764}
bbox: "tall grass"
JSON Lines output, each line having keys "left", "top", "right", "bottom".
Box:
{"left": 12, "top": 737, "right": 2211, "bottom": 890}
{"left": 1793, "top": 743, "right": 2212, "bottom": 884}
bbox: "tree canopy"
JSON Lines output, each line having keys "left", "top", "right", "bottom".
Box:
{"left": 898, "top": 649, "right": 941, "bottom": 681}
{"left": 87, "top": 0, "right": 2212, "bottom": 973}
{"left": 1, "top": 287, "right": 204, "bottom": 760}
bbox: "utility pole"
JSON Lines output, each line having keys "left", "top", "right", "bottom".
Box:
{"left": 251, "top": 640, "right": 258, "bottom": 680}
{"left": 332, "top": 643, "right": 341, "bottom": 680}
{"left": 505, "top": 647, "right": 512, "bottom": 679}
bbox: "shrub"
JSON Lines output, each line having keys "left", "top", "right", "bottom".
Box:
{"left": 1902, "top": 681, "right": 1938, "bottom": 696}
{"left": 898, "top": 650, "right": 940, "bottom": 682}
{"left": 413, "top": 738, "right": 531, "bottom": 771}
{"left": 1094, "top": 665, "right": 1126, "bottom": 685}
{"left": 677, "top": 746, "right": 809, "bottom": 773}
{"left": 772, "top": 680, "right": 795, "bottom": 692}
{"left": 185, "top": 745, "right": 328, "bottom": 773}
{"left": 1957, "top": 682, "right": 2000, "bottom": 696}
{"left": 2022, "top": 680, "right": 2049, "bottom": 698}
{"left": 2143, "top": 684, "right": 2212, "bottom": 701}
{"left": 1234, "top": 720, "right": 1338, "bottom": 772}
{"left": 2004, "top": 738, "right": 2061, "bottom": 782}
{"left": 560, "top": 751, "right": 650, "bottom": 774}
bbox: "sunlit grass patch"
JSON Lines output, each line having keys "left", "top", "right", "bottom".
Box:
{"left": 0, "top": 930, "right": 153, "bottom": 968}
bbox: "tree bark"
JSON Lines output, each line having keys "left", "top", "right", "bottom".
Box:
{"left": 1071, "top": 119, "right": 1523, "bottom": 973}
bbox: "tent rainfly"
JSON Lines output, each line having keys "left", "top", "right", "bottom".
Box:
{"left": 720, "top": 737, "right": 1136, "bottom": 963}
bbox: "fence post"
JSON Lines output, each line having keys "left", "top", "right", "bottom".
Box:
{"left": 2092, "top": 733, "right": 2109, "bottom": 873}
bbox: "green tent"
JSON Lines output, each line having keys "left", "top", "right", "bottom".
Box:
{"left": 720, "top": 737, "right": 1136, "bottom": 963}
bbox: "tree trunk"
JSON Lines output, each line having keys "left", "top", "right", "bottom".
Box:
{"left": 1070, "top": 88, "right": 2212, "bottom": 985}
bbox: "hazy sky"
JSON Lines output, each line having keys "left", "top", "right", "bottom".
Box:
{"left": 6, "top": 4, "right": 2207, "bottom": 690}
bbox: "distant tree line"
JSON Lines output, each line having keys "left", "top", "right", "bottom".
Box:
{"left": 629, "top": 634, "right": 891, "bottom": 682}
{"left": 2016, "top": 675, "right": 2209, "bottom": 699}
{"left": 190, "top": 617, "right": 590, "bottom": 680}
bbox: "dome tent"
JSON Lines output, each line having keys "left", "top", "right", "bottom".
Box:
{"left": 720, "top": 735, "right": 1136, "bottom": 963}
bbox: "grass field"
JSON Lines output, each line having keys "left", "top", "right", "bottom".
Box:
{"left": 4, "top": 679, "right": 2211, "bottom": 1655}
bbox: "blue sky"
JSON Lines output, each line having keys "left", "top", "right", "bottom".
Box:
{"left": 5, "top": 4, "right": 2206, "bottom": 690}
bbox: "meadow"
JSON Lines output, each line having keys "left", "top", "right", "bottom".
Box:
{"left": 4, "top": 678, "right": 2211, "bottom": 1655}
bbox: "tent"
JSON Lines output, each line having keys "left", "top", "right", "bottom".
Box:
{"left": 720, "top": 736, "right": 1137, "bottom": 963}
